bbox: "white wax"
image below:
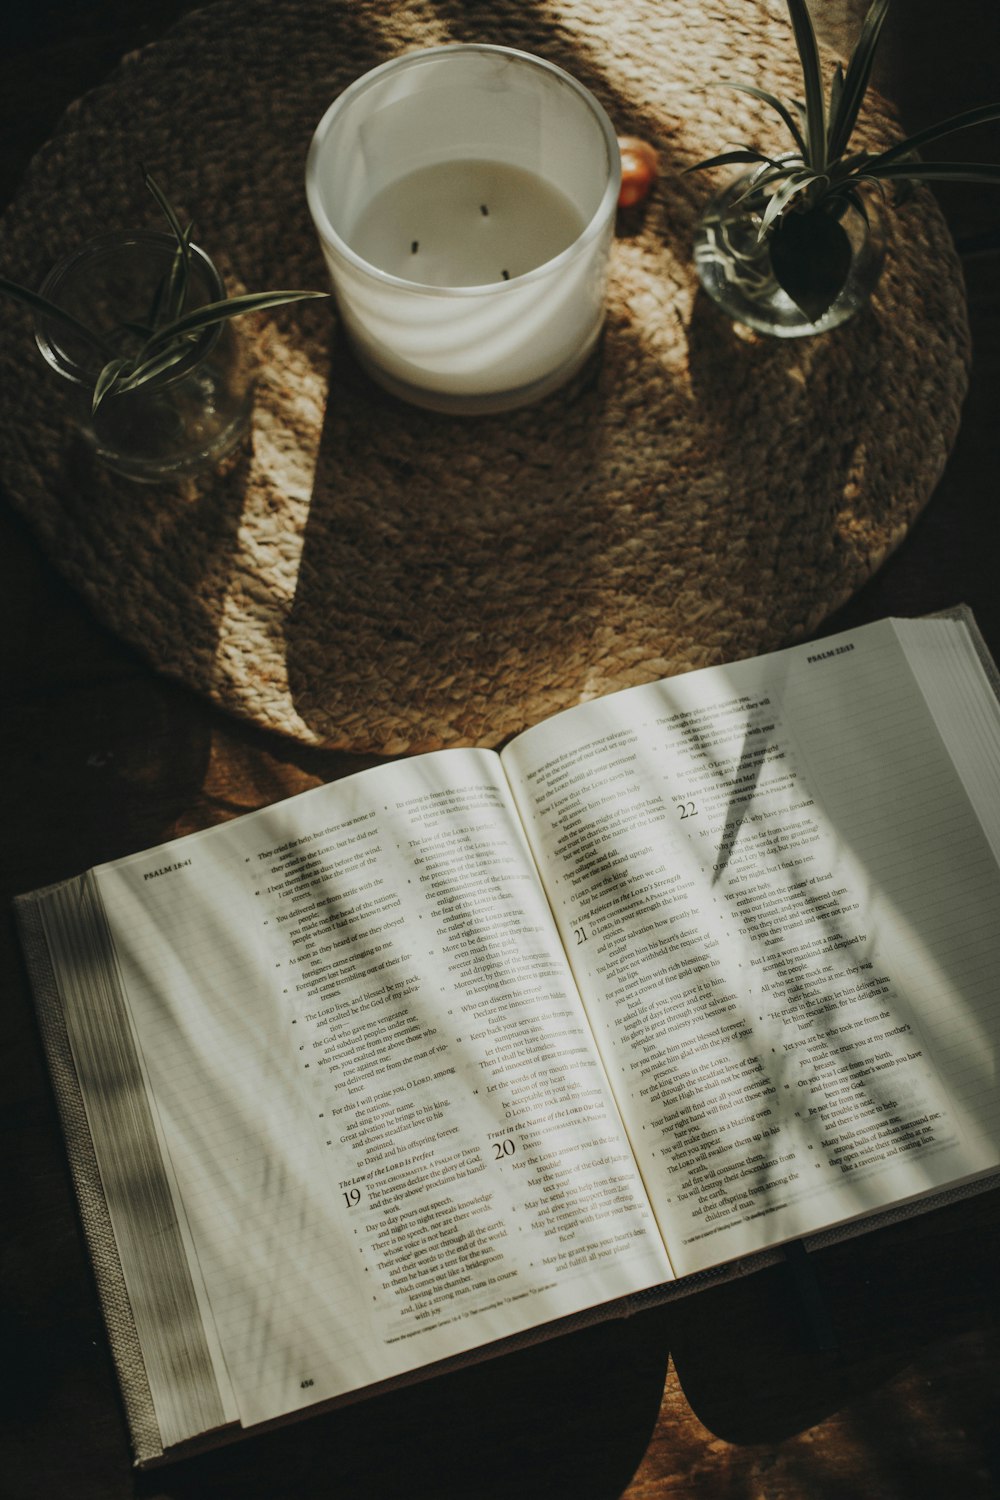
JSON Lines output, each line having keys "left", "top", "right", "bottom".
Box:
{"left": 349, "top": 160, "right": 586, "bottom": 288}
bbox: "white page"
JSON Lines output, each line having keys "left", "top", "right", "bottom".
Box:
{"left": 503, "top": 618, "right": 1000, "bottom": 1277}
{"left": 93, "top": 748, "right": 669, "bottom": 1430}
{"left": 895, "top": 614, "right": 1000, "bottom": 866}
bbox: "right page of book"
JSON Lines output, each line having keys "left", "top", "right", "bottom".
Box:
{"left": 502, "top": 617, "right": 1000, "bottom": 1279}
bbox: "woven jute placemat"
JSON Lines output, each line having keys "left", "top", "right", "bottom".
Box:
{"left": 0, "top": 0, "right": 970, "bottom": 754}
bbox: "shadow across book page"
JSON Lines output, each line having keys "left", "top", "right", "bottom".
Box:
{"left": 16, "top": 609, "right": 1000, "bottom": 1464}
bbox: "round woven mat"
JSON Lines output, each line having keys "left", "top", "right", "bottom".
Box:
{"left": 0, "top": 0, "right": 970, "bottom": 754}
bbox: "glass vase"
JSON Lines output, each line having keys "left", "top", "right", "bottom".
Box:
{"left": 692, "top": 168, "right": 885, "bottom": 338}
{"left": 34, "top": 229, "right": 255, "bottom": 481}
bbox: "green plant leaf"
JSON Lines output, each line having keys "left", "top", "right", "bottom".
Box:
{"left": 707, "top": 80, "right": 808, "bottom": 156}
{"left": 770, "top": 208, "right": 853, "bottom": 320}
{"left": 868, "top": 103, "right": 1000, "bottom": 170}
{"left": 142, "top": 167, "right": 189, "bottom": 251}
{"left": 837, "top": 185, "right": 871, "bottom": 223}
{"left": 785, "top": 0, "right": 827, "bottom": 168}
{"left": 758, "top": 172, "right": 824, "bottom": 236}
{"left": 864, "top": 159, "right": 1000, "bottom": 184}
{"left": 92, "top": 356, "right": 132, "bottom": 413}
{"left": 830, "top": 149, "right": 876, "bottom": 180}
{"left": 112, "top": 342, "right": 192, "bottom": 395}
{"left": 140, "top": 170, "right": 194, "bottom": 330}
{"left": 733, "top": 163, "right": 801, "bottom": 209}
{"left": 685, "top": 148, "right": 784, "bottom": 174}
{"left": 827, "top": 0, "right": 891, "bottom": 161}
{"left": 791, "top": 98, "right": 809, "bottom": 140}
{"left": 828, "top": 63, "right": 845, "bottom": 149}
{"left": 0, "top": 273, "right": 109, "bottom": 352}
{"left": 142, "top": 288, "right": 328, "bottom": 350}
{"left": 159, "top": 227, "right": 194, "bottom": 329}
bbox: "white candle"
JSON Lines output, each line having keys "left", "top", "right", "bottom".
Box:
{"left": 351, "top": 160, "right": 586, "bottom": 288}
{"left": 305, "top": 45, "right": 621, "bottom": 414}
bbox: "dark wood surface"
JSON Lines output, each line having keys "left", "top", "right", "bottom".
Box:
{"left": 2, "top": 4, "right": 999, "bottom": 1497}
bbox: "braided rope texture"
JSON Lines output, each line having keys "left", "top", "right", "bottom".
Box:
{"left": 0, "top": 0, "right": 970, "bottom": 753}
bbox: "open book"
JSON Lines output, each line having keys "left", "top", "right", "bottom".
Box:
{"left": 16, "top": 609, "right": 1000, "bottom": 1465}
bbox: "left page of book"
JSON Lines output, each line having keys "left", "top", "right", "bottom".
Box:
{"left": 59, "top": 748, "right": 669, "bottom": 1438}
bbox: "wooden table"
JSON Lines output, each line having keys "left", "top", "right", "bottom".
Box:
{"left": 3, "top": 4, "right": 999, "bottom": 1497}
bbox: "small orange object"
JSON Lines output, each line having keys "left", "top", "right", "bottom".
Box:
{"left": 617, "top": 136, "right": 659, "bottom": 208}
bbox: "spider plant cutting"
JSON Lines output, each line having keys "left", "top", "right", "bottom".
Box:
{"left": 689, "top": 0, "right": 1000, "bottom": 328}
{"left": 1, "top": 169, "right": 327, "bottom": 414}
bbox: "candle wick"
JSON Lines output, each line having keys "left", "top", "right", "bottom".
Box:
{"left": 480, "top": 204, "right": 489, "bottom": 216}
{"left": 411, "top": 240, "right": 419, "bottom": 253}
{"left": 501, "top": 269, "right": 510, "bottom": 280}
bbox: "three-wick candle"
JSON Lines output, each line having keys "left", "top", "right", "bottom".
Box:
{"left": 305, "top": 45, "right": 621, "bottom": 414}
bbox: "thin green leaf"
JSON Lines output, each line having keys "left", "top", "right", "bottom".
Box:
{"left": 113, "top": 342, "right": 193, "bottom": 394}
{"left": 828, "top": 63, "right": 845, "bottom": 151}
{"left": 92, "top": 356, "right": 132, "bottom": 413}
{"left": 148, "top": 226, "right": 193, "bottom": 333}
{"left": 833, "top": 172, "right": 892, "bottom": 201}
{"left": 0, "top": 274, "right": 109, "bottom": 352}
{"left": 733, "top": 164, "right": 799, "bottom": 207}
{"left": 863, "top": 158, "right": 1000, "bottom": 184}
{"left": 759, "top": 172, "right": 823, "bottom": 237}
{"left": 836, "top": 150, "right": 878, "bottom": 176}
{"left": 836, "top": 184, "right": 871, "bottom": 224}
{"left": 164, "top": 224, "right": 195, "bottom": 326}
{"left": 159, "top": 250, "right": 187, "bottom": 329}
{"left": 141, "top": 169, "right": 194, "bottom": 331}
{"left": 785, "top": 0, "right": 827, "bottom": 168}
{"left": 147, "top": 273, "right": 167, "bottom": 332}
{"left": 827, "top": 0, "right": 891, "bottom": 160}
{"left": 684, "top": 148, "right": 783, "bottom": 174}
{"left": 143, "top": 289, "right": 328, "bottom": 350}
{"left": 868, "top": 103, "right": 1000, "bottom": 169}
{"left": 707, "top": 80, "right": 807, "bottom": 155}
{"left": 142, "top": 167, "right": 189, "bottom": 252}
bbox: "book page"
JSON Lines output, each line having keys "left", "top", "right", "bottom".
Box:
{"left": 91, "top": 748, "right": 669, "bottom": 1431}
{"left": 502, "top": 618, "right": 1000, "bottom": 1278}
{"left": 895, "top": 613, "right": 1000, "bottom": 867}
